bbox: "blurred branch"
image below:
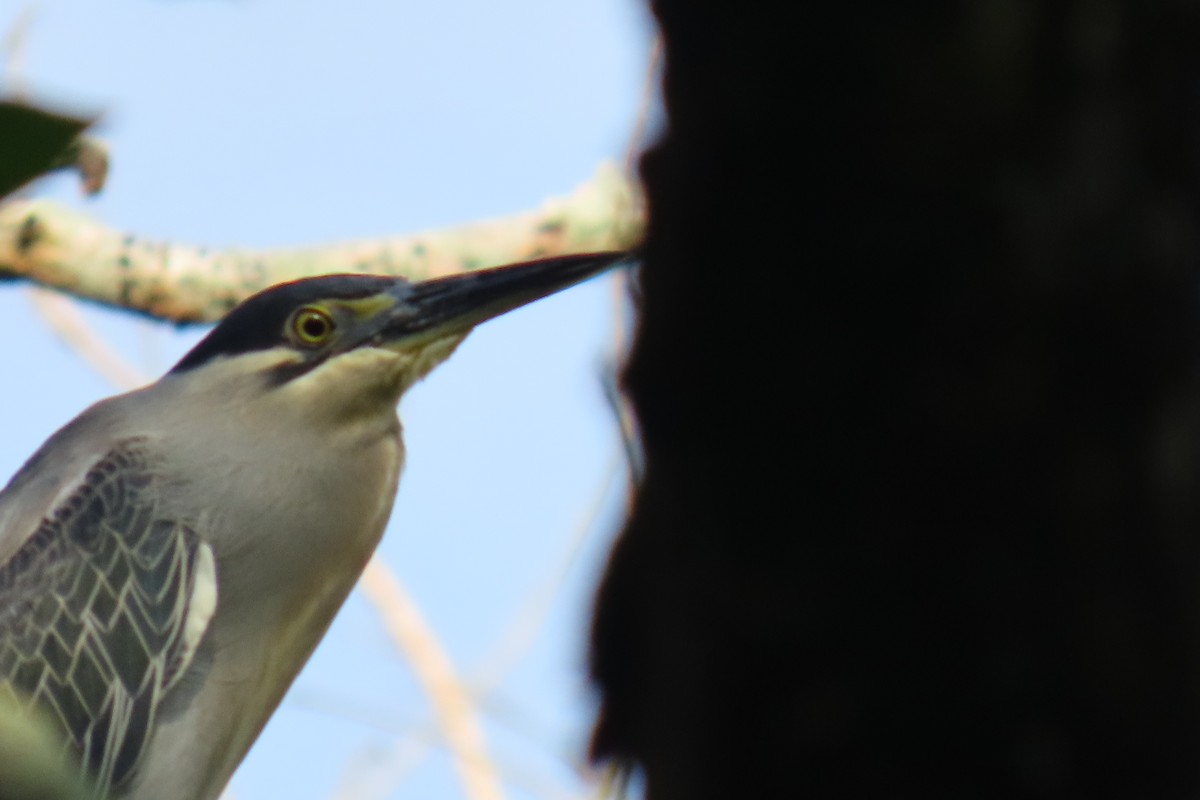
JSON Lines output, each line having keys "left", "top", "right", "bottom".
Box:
{"left": 329, "top": 726, "right": 583, "bottom": 800}
{"left": 0, "top": 162, "right": 642, "bottom": 322}
{"left": 335, "top": 39, "right": 658, "bottom": 799}
{"left": 2, "top": 4, "right": 35, "bottom": 80}
{"left": 606, "top": 35, "right": 657, "bottom": 486}
{"left": 589, "top": 764, "right": 631, "bottom": 800}
{"left": 471, "top": 453, "right": 623, "bottom": 692}
{"left": 622, "top": 36, "right": 661, "bottom": 181}
{"left": 324, "top": 451, "right": 624, "bottom": 800}
{"left": 25, "top": 286, "right": 149, "bottom": 388}
{"left": 359, "top": 556, "right": 505, "bottom": 800}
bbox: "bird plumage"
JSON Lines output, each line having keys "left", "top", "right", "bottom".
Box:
{"left": 0, "top": 347, "right": 404, "bottom": 799}
{"left": 0, "top": 252, "right": 630, "bottom": 799}
{"left": 0, "top": 438, "right": 216, "bottom": 791}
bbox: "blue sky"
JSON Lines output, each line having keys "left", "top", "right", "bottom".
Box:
{"left": 0, "top": 1, "right": 654, "bottom": 798}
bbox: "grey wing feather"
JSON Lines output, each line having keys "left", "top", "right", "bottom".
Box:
{"left": 0, "top": 440, "right": 217, "bottom": 795}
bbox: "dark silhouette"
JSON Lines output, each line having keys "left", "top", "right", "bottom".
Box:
{"left": 591, "top": 3, "right": 1200, "bottom": 797}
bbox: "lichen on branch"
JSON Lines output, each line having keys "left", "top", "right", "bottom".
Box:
{"left": 0, "top": 162, "right": 642, "bottom": 324}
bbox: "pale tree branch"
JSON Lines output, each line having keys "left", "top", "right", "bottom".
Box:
{"left": 24, "top": 286, "right": 150, "bottom": 388}
{"left": 470, "top": 453, "right": 624, "bottom": 694}
{"left": 359, "top": 557, "right": 505, "bottom": 800}
{"left": 327, "top": 452, "right": 624, "bottom": 800}
{"left": 0, "top": 162, "right": 641, "bottom": 322}
{"left": 330, "top": 38, "right": 659, "bottom": 796}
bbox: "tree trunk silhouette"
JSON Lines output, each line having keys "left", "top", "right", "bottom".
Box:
{"left": 591, "top": 3, "right": 1200, "bottom": 798}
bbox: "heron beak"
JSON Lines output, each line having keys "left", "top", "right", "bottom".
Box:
{"left": 378, "top": 252, "right": 634, "bottom": 345}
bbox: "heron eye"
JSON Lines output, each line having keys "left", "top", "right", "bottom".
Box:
{"left": 291, "top": 307, "right": 336, "bottom": 346}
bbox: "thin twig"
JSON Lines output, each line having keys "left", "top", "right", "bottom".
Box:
{"left": 606, "top": 37, "right": 658, "bottom": 484}
{"left": 24, "top": 286, "right": 149, "bottom": 389}
{"left": 325, "top": 450, "right": 624, "bottom": 800}
{"left": 622, "top": 36, "right": 662, "bottom": 180}
{"left": 359, "top": 556, "right": 505, "bottom": 800}
{"left": 3, "top": 4, "right": 36, "bottom": 95}
{"left": 470, "top": 453, "right": 623, "bottom": 692}
{"left": 332, "top": 40, "right": 660, "bottom": 798}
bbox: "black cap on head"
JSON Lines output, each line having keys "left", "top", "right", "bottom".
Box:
{"left": 170, "top": 274, "right": 400, "bottom": 374}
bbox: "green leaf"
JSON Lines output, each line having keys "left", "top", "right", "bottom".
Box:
{"left": 0, "top": 100, "right": 93, "bottom": 201}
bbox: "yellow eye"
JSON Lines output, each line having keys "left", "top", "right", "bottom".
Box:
{"left": 291, "top": 307, "right": 336, "bottom": 346}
